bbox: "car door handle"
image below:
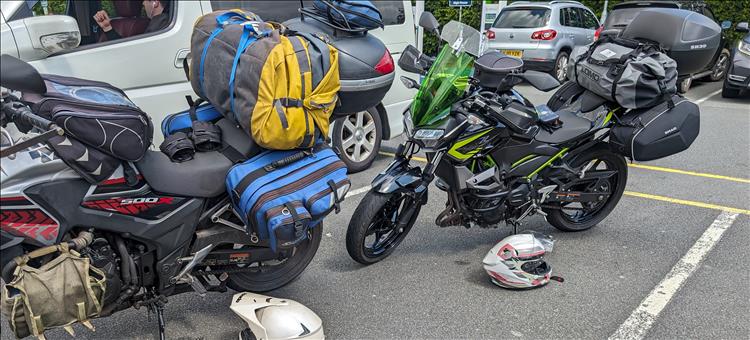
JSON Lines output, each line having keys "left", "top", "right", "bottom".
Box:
{"left": 174, "top": 49, "right": 190, "bottom": 68}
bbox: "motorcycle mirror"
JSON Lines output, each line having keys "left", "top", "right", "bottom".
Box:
{"left": 400, "top": 76, "right": 420, "bottom": 90}
{"left": 0, "top": 55, "right": 47, "bottom": 94}
{"left": 517, "top": 70, "right": 560, "bottom": 92}
{"left": 419, "top": 12, "right": 440, "bottom": 37}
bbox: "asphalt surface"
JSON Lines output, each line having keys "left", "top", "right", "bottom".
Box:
{"left": 2, "top": 80, "right": 748, "bottom": 339}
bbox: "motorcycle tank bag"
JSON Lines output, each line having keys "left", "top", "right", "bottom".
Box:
{"left": 568, "top": 36, "right": 678, "bottom": 109}
{"left": 610, "top": 95, "right": 699, "bottom": 161}
{"left": 21, "top": 74, "right": 153, "bottom": 161}
{"left": 226, "top": 145, "right": 350, "bottom": 252}
{"left": 1, "top": 243, "right": 106, "bottom": 339}
{"left": 190, "top": 10, "right": 341, "bottom": 150}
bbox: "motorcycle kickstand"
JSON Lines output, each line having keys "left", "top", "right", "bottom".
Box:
{"left": 156, "top": 303, "right": 166, "bottom": 340}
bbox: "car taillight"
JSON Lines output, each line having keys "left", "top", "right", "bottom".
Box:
{"left": 374, "top": 48, "right": 394, "bottom": 75}
{"left": 485, "top": 30, "right": 495, "bottom": 40}
{"left": 594, "top": 26, "right": 603, "bottom": 41}
{"left": 531, "top": 29, "right": 557, "bottom": 40}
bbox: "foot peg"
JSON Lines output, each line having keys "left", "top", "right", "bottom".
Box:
{"left": 171, "top": 244, "right": 213, "bottom": 296}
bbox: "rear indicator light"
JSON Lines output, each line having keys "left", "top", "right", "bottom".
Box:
{"left": 531, "top": 29, "right": 557, "bottom": 40}
{"left": 374, "top": 48, "right": 394, "bottom": 75}
{"left": 485, "top": 30, "right": 496, "bottom": 40}
{"left": 594, "top": 26, "right": 603, "bottom": 41}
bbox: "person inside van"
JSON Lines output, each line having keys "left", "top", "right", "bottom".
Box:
{"left": 93, "top": 0, "right": 170, "bottom": 41}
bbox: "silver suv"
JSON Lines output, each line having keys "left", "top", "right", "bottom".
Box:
{"left": 486, "top": 1, "right": 600, "bottom": 82}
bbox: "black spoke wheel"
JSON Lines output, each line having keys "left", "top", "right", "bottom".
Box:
{"left": 226, "top": 224, "right": 322, "bottom": 292}
{"left": 346, "top": 191, "right": 421, "bottom": 265}
{"left": 544, "top": 147, "right": 627, "bottom": 231}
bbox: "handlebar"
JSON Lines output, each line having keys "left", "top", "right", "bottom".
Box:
{"left": 2, "top": 101, "right": 54, "bottom": 131}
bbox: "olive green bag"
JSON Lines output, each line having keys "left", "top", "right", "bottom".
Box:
{"left": 1, "top": 243, "right": 106, "bottom": 339}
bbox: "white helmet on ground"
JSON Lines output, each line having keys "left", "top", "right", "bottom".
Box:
{"left": 482, "top": 231, "right": 555, "bottom": 289}
{"left": 230, "top": 292, "right": 324, "bottom": 340}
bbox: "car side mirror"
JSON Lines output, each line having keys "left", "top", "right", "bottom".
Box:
{"left": 13, "top": 15, "right": 80, "bottom": 61}
{"left": 737, "top": 22, "right": 749, "bottom": 33}
{"left": 400, "top": 76, "right": 420, "bottom": 90}
{"left": 721, "top": 20, "right": 732, "bottom": 30}
{"left": 419, "top": 12, "right": 440, "bottom": 37}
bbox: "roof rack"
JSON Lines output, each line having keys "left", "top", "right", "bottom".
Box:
{"left": 549, "top": 1, "right": 584, "bottom": 5}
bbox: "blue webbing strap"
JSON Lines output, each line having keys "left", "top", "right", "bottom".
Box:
{"left": 229, "top": 25, "right": 259, "bottom": 117}
{"left": 198, "top": 27, "right": 223, "bottom": 96}
{"left": 199, "top": 10, "right": 260, "bottom": 96}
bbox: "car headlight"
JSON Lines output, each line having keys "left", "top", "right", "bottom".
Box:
{"left": 403, "top": 112, "right": 414, "bottom": 136}
{"left": 739, "top": 40, "right": 750, "bottom": 56}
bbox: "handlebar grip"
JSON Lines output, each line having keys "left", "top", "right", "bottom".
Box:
{"left": 5, "top": 103, "right": 54, "bottom": 130}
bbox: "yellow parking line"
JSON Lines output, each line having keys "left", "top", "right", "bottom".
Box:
{"left": 623, "top": 191, "right": 750, "bottom": 215}
{"left": 376, "top": 152, "right": 750, "bottom": 215}
{"left": 378, "top": 152, "right": 750, "bottom": 184}
{"left": 627, "top": 163, "right": 750, "bottom": 184}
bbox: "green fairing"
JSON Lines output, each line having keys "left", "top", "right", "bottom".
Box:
{"left": 410, "top": 45, "right": 474, "bottom": 127}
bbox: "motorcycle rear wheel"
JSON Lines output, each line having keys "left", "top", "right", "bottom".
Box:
{"left": 544, "top": 147, "right": 627, "bottom": 231}
{"left": 346, "top": 191, "right": 421, "bottom": 265}
{"left": 226, "top": 224, "right": 322, "bottom": 292}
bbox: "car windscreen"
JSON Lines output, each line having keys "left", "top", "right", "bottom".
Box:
{"left": 493, "top": 7, "right": 551, "bottom": 29}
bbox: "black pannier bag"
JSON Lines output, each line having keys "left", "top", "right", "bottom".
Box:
{"left": 610, "top": 95, "right": 699, "bottom": 161}
{"left": 22, "top": 75, "right": 153, "bottom": 161}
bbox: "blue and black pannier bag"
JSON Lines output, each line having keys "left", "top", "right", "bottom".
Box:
{"left": 311, "top": 0, "right": 383, "bottom": 30}
{"left": 226, "top": 144, "right": 350, "bottom": 251}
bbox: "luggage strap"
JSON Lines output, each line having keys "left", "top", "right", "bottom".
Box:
{"left": 287, "top": 36, "right": 315, "bottom": 147}
{"left": 327, "top": 179, "right": 341, "bottom": 213}
{"left": 231, "top": 144, "right": 329, "bottom": 202}
{"left": 191, "top": 120, "right": 222, "bottom": 152}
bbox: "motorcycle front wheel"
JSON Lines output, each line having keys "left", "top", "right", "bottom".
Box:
{"left": 226, "top": 224, "right": 322, "bottom": 292}
{"left": 346, "top": 191, "right": 421, "bottom": 265}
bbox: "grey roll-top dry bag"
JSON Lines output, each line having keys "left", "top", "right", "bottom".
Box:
{"left": 568, "top": 36, "right": 678, "bottom": 109}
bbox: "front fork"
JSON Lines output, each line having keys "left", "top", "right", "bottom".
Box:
{"left": 370, "top": 141, "right": 444, "bottom": 228}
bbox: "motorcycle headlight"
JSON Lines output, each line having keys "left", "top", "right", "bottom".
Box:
{"left": 414, "top": 129, "right": 444, "bottom": 140}
{"left": 403, "top": 112, "right": 414, "bottom": 136}
{"left": 739, "top": 40, "right": 750, "bottom": 56}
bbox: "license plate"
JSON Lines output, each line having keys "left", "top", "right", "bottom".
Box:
{"left": 503, "top": 50, "right": 523, "bottom": 58}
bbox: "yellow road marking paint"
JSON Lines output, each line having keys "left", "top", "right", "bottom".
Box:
{"left": 627, "top": 163, "right": 750, "bottom": 184}
{"left": 623, "top": 191, "right": 750, "bottom": 215}
{"left": 378, "top": 152, "right": 750, "bottom": 184}
{"left": 376, "top": 152, "right": 750, "bottom": 215}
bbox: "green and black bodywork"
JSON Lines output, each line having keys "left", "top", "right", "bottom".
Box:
{"left": 345, "top": 20, "right": 629, "bottom": 265}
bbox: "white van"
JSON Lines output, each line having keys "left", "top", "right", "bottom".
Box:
{"left": 0, "top": 0, "right": 418, "bottom": 172}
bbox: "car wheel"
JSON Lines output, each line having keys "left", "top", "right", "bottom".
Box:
{"left": 678, "top": 77, "right": 692, "bottom": 94}
{"left": 552, "top": 51, "right": 570, "bottom": 83}
{"left": 332, "top": 107, "right": 382, "bottom": 173}
{"left": 721, "top": 79, "right": 740, "bottom": 98}
{"left": 707, "top": 49, "right": 730, "bottom": 82}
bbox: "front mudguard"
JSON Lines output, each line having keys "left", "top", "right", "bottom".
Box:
{"left": 371, "top": 159, "right": 427, "bottom": 198}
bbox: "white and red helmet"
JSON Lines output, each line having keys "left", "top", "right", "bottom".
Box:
{"left": 482, "top": 232, "right": 555, "bottom": 289}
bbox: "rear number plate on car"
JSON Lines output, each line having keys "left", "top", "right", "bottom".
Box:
{"left": 503, "top": 50, "right": 523, "bottom": 58}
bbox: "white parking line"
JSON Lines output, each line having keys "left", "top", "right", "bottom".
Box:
{"left": 608, "top": 211, "right": 740, "bottom": 340}
{"left": 345, "top": 185, "right": 371, "bottom": 198}
{"left": 693, "top": 89, "right": 722, "bottom": 105}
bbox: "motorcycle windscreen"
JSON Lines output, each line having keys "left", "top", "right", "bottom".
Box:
{"left": 410, "top": 20, "right": 481, "bottom": 127}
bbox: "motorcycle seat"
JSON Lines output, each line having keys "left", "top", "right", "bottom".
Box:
{"left": 136, "top": 119, "right": 259, "bottom": 198}
{"left": 534, "top": 110, "right": 593, "bottom": 144}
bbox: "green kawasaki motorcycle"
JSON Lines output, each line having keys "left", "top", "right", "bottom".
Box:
{"left": 346, "top": 19, "right": 629, "bottom": 264}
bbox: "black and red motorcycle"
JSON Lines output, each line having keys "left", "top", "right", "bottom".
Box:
{"left": 0, "top": 55, "right": 321, "bottom": 337}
